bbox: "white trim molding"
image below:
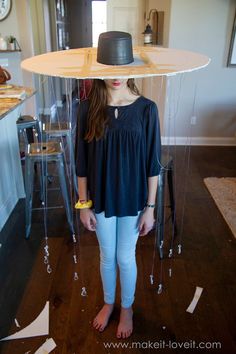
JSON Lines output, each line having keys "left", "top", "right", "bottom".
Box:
{"left": 161, "top": 136, "right": 236, "bottom": 146}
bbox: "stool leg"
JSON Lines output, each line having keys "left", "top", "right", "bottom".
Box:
{"left": 157, "top": 167, "right": 166, "bottom": 259}
{"left": 26, "top": 127, "right": 34, "bottom": 144}
{"left": 35, "top": 121, "right": 42, "bottom": 143}
{"left": 57, "top": 156, "right": 75, "bottom": 234}
{"left": 39, "top": 159, "right": 47, "bottom": 203}
{"left": 22, "top": 129, "right": 29, "bottom": 156}
{"left": 167, "top": 163, "right": 177, "bottom": 237}
{"left": 25, "top": 156, "right": 34, "bottom": 238}
{"left": 66, "top": 133, "right": 78, "bottom": 195}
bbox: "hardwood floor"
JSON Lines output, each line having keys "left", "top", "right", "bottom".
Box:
{"left": 0, "top": 146, "right": 235, "bottom": 354}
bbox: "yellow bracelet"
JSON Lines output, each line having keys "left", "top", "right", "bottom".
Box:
{"left": 75, "top": 199, "right": 93, "bottom": 209}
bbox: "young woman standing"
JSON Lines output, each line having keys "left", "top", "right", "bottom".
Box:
{"left": 75, "top": 78, "right": 161, "bottom": 339}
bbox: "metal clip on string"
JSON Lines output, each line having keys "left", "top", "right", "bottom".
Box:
{"left": 178, "top": 244, "right": 182, "bottom": 254}
{"left": 157, "top": 284, "right": 163, "bottom": 294}
{"left": 81, "top": 287, "right": 87, "bottom": 297}
{"left": 74, "top": 272, "right": 79, "bottom": 281}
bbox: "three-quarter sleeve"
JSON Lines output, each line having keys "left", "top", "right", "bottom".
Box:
{"left": 145, "top": 102, "right": 162, "bottom": 177}
{"left": 75, "top": 100, "right": 89, "bottom": 177}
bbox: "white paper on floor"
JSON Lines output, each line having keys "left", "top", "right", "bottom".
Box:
{"left": 0, "top": 302, "right": 49, "bottom": 341}
{"left": 34, "top": 338, "right": 56, "bottom": 354}
{"left": 186, "top": 286, "right": 203, "bottom": 313}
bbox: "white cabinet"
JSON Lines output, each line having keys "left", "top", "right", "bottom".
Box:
{"left": 0, "top": 106, "right": 25, "bottom": 231}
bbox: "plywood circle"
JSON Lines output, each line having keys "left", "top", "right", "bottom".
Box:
{"left": 21, "top": 46, "right": 210, "bottom": 79}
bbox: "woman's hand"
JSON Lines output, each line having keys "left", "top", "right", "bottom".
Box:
{"left": 80, "top": 208, "right": 97, "bottom": 231}
{"left": 138, "top": 208, "right": 155, "bottom": 237}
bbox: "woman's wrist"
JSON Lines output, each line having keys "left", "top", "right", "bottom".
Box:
{"left": 144, "top": 206, "right": 155, "bottom": 214}
{"left": 75, "top": 199, "right": 93, "bottom": 209}
{"left": 145, "top": 202, "right": 155, "bottom": 208}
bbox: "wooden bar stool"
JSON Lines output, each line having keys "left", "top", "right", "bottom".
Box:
{"left": 43, "top": 122, "right": 78, "bottom": 194}
{"left": 25, "top": 141, "right": 74, "bottom": 238}
{"left": 16, "top": 115, "right": 41, "bottom": 151}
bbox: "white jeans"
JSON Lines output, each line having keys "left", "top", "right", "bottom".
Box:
{"left": 95, "top": 211, "right": 142, "bottom": 308}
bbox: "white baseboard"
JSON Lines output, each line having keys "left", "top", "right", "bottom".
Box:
{"left": 38, "top": 101, "right": 63, "bottom": 115}
{"left": 56, "top": 100, "right": 63, "bottom": 107}
{"left": 38, "top": 104, "right": 56, "bottom": 116}
{"left": 161, "top": 136, "right": 236, "bottom": 146}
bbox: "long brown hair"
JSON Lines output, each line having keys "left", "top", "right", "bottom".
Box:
{"left": 85, "top": 79, "right": 140, "bottom": 142}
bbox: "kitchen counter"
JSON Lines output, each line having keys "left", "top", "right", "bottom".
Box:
{"left": 0, "top": 84, "right": 36, "bottom": 231}
{"left": 0, "top": 85, "right": 35, "bottom": 119}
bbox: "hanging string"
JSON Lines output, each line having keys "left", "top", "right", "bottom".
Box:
{"left": 177, "top": 77, "right": 199, "bottom": 251}
{"left": 149, "top": 75, "right": 167, "bottom": 289}
{"left": 37, "top": 74, "right": 52, "bottom": 274}
{"left": 65, "top": 78, "right": 88, "bottom": 295}
{"left": 64, "top": 78, "right": 80, "bottom": 283}
{"left": 167, "top": 74, "right": 184, "bottom": 260}
{"left": 149, "top": 73, "right": 185, "bottom": 288}
{"left": 48, "top": 77, "right": 80, "bottom": 283}
{"left": 157, "top": 258, "right": 164, "bottom": 295}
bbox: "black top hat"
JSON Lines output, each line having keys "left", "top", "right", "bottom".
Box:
{"left": 97, "top": 31, "right": 134, "bottom": 65}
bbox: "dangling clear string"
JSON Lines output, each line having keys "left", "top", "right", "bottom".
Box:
{"left": 167, "top": 74, "right": 184, "bottom": 261}
{"left": 177, "top": 75, "right": 199, "bottom": 253}
{"left": 149, "top": 75, "right": 166, "bottom": 288}
{"left": 64, "top": 78, "right": 88, "bottom": 296}
{"left": 37, "top": 74, "right": 53, "bottom": 274}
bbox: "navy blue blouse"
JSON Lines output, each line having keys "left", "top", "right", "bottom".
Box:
{"left": 75, "top": 96, "right": 161, "bottom": 217}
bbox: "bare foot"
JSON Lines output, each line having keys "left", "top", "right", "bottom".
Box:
{"left": 93, "top": 303, "right": 114, "bottom": 332}
{"left": 116, "top": 307, "right": 133, "bottom": 339}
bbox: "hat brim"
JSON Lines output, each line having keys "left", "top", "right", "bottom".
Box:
{"left": 21, "top": 46, "right": 210, "bottom": 79}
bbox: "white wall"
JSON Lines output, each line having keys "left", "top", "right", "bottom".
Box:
{"left": 167, "top": 0, "right": 236, "bottom": 144}
{"left": 146, "top": 0, "right": 171, "bottom": 47}
{"left": 142, "top": 0, "right": 171, "bottom": 134}
{"left": 0, "top": 0, "right": 55, "bottom": 116}
{"left": 0, "top": 0, "right": 36, "bottom": 115}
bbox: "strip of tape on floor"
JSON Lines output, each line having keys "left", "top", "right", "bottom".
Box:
{"left": 34, "top": 338, "right": 56, "bottom": 354}
{"left": 186, "top": 287, "right": 203, "bottom": 313}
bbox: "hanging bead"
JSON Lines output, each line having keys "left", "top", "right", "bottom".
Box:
{"left": 44, "top": 245, "right": 49, "bottom": 256}
{"left": 47, "top": 264, "right": 52, "bottom": 274}
{"left": 73, "top": 255, "right": 78, "bottom": 264}
{"left": 169, "top": 268, "right": 172, "bottom": 277}
{"left": 81, "top": 287, "right": 87, "bottom": 297}
{"left": 44, "top": 256, "right": 48, "bottom": 264}
{"left": 149, "top": 274, "right": 154, "bottom": 285}
{"left": 168, "top": 248, "right": 173, "bottom": 258}
{"left": 157, "top": 284, "right": 163, "bottom": 294}
{"left": 72, "top": 234, "right": 77, "bottom": 243}
{"left": 178, "top": 244, "right": 182, "bottom": 254}
{"left": 74, "top": 272, "right": 79, "bottom": 281}
{"left": 160, "top": 240, "right": 164, "bottom": 249}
